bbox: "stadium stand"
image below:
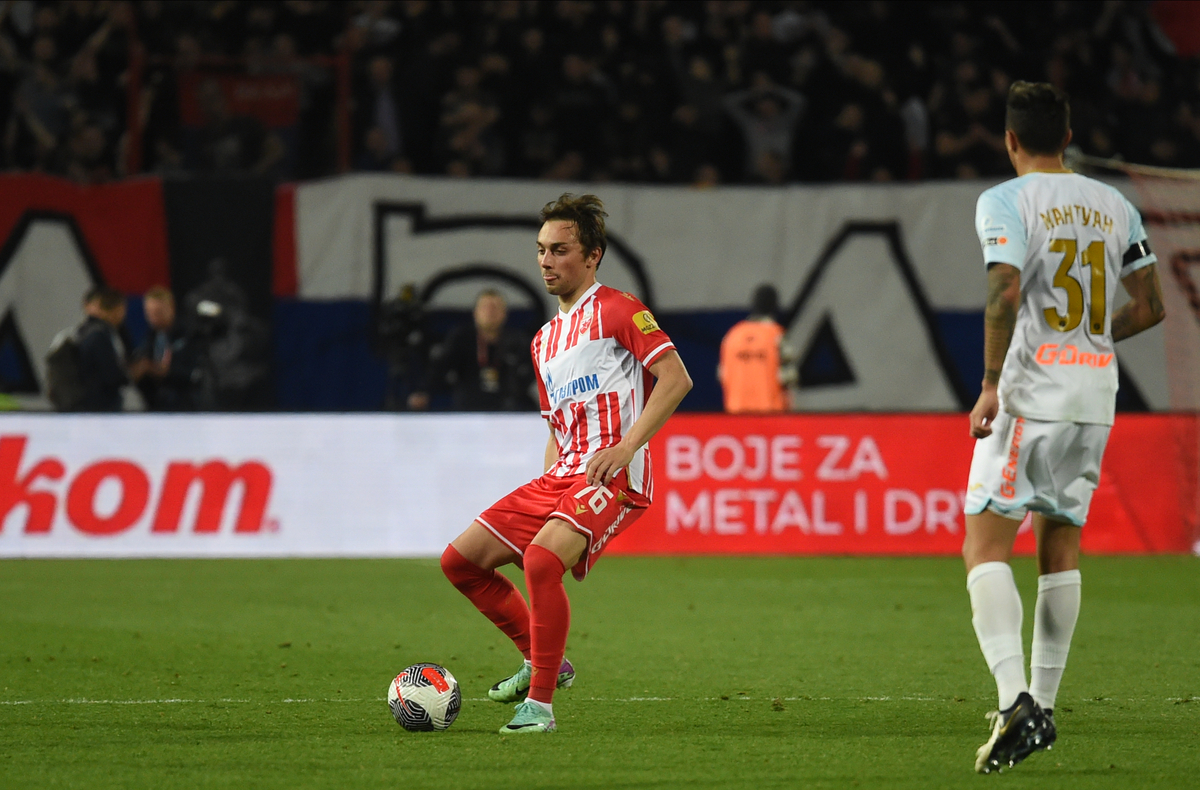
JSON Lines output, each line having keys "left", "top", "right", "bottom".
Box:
{"left": 1, "top": 0, "right": 1197, "bottom": 184}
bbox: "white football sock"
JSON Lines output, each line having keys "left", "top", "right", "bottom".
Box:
{"left": 526, "top": 698, "right": 553, "bottom": 716}
{"left": 1030, "top": 569, "right": 1081, "bottom": 711}
{"left": 967, "top": 561, "right": 1028, "bottom": 710}
{"left": 523, "top": 659, "right": 532, "bottom": 669}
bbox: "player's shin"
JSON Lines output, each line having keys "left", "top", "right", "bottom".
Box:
{"left": 524, "top": 544, "right": 570, "bottom": 709}
{"left": 1030, "top": 570, "right": 1081, "bottom": 711}
{"left": 968, "top": 561, "right": 1029, "bottom": 709}
{"left": 441, "top": 544, "right": 532, "bottom": 659}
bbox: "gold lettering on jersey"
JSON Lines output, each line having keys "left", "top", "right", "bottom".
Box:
{"left": 633, "top": 310, "right": 659, "bottom": 334}
{"left": 1039, "top": 205, "right": 1115, "bottom": 235}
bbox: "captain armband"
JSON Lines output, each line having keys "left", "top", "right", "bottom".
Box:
{"left": 1122, "top": 239, "right": 1152, "bottom": 265}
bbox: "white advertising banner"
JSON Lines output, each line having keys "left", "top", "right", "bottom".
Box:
{"left": 291, "top": 175, "right": 1173, "bottom": 410}
{"left": 0, "top": 414, "right": 546, "bottom": 558}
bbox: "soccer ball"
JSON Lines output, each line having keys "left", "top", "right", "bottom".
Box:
{"left": 387, "top": 663, "right": 461, "bottom": 731}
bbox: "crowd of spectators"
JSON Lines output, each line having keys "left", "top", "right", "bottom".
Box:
{"left": 2, "top": 0, "right": 1198, "bottom": 186}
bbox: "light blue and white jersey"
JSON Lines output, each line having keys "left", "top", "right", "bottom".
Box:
{"left": 975, "top": 171, "right": 1156, "bottom": 425}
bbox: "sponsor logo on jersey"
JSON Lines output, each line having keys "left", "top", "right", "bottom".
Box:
{"left": 1034, "top": 343, "right": 1113, "bottom": 368}
{"left": 984, "top": 236, "right": 1009, "bottom": 246}
{"left": 632, "top": 310, "right": 659, "bottom": 335}
{"left": 549, "top": 373, "right": 600, "bottom": 406}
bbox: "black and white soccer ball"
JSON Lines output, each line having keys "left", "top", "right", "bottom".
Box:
{"left": 388, "top": 663, "right": 461, "bottom": 731}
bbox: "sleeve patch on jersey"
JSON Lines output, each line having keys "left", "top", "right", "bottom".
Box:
{"left": 984, "top": 236, "right": 1009, "bottom": 246}
{"left": 633, "top": 310, "right": 660, "bottom": 334}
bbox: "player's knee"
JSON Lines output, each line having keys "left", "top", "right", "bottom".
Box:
{"left": 524, "top": 544, "right": 567, "bottom": 586}
{"left": 441, "top": 544, "right": 485, "bottom": 588}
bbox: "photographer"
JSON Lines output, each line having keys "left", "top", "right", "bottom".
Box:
{"left": 130, "top": 287, "right": 200, "bottom": 411}
{"left": 179, "top": 259, "right": 272, "bottom": 411}
{"left": 408, "top": 289, "right": 535, "bottom": 412}
{"left": 73, "top": 286, "right": 131, "bottom": 412}
{"left": 374, "top": 283, "right": 430, "bottom": 411}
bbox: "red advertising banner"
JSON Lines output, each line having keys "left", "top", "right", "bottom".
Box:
{"left": 608, "top": 414, "right": 1199, "bottom": 556}
{"left": 179, "top": 72, "right": 300, "bottom": 129}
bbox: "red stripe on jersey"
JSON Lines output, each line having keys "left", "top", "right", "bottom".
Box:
{"left": 593, "top": 301, "right": 603, "bottom": 340}
{"left": 597, "top": 392, "right": 611, "bottom": 448}
{"left": 544, "top": 315, "right": 561, "bottom": 362}
{"left": 570, "top": 401, "right": 589, "bottom": 460}
{"left": 608, "top": 392, "right": 622, "bottom": 444}
{"left": 564, "top": 308, "right": 582, "bottom": 351}
{"left": 548, "top": 409, "right": 569, "bottom": 471}
{"left": 596, "top": 391, "right": 622, "bottom": 449}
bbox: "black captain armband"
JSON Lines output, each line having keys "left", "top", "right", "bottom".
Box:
{"left": 1123, "top": 239, "right": 1152, "bottom": 265}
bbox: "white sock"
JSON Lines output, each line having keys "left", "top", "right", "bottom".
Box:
{"left": 526, "top": 697, "right": 553, "bottom": 716}
{"left": 523, "top": 659, "right": 532, "bottom": 669}
{"left": 967, "top": 561, "right": 1028, "bottom": 710}
{"left": 1030, "top": 569, "right": 1081, "bottom": 711}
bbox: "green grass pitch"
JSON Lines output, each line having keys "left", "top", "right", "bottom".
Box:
{"left": 1, "top": 556, "right": 1197, "bottom": 789}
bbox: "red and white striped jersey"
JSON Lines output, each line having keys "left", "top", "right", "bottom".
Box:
{"left": 533, "top": 282, "right": 676, "bottom": 498}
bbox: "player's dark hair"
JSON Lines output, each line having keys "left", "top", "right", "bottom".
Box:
{"left": 540, "top": 193, "right": 608, "bottom": 268}
{"left": 1006, "top": 81, "right": 1070, "bottom": 156}
{"left": 750, "top": 284, "right": 779, "bottom": 319}
{"left": 84, "top": 284, "right": 125, "bottom": 310}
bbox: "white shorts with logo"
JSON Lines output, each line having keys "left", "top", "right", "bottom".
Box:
{"left": 963, "top": 409, "right": 1111, "bottom": 526}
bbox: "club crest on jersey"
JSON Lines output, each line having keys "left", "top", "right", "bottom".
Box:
{"left": 578, "top": 316, "right": 592, "bottom": 335}
{"left": 632, "top": 310, "right": 659, "bottom": 335}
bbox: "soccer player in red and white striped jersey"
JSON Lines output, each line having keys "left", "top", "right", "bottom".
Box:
{"left": 440, "top": 194, "right": 692, "bottom": 734}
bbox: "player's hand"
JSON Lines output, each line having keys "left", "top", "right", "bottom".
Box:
{"left": 969, "top": 384, "right": 1000, "bottom": 439}
{"left": 585, "top": 442, "right": 635, "bottom": 486}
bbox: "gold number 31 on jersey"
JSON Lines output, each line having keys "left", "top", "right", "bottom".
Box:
{"left": 1044, "top": 238, "right": 1106, "bottom": 334}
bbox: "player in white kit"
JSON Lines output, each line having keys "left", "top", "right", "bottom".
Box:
{"left": 439, "top": 194, "right": 693, "bottom": 735}
{"left": 962, "top": 82, "right": 1165, "bottom": 773}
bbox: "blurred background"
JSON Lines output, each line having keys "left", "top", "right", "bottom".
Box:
{"left": 0, "top": 0, "right": 1197, "bottom": 558}
{"left": 0, "top": 0, "right": 1197, "bottom": 416}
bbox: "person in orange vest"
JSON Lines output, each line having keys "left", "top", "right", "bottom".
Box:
{"left": 718, "top": 284, "right": 794, "bottom": 413}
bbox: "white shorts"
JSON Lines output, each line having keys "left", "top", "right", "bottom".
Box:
{"left": 963, "top": 409, "right": 1110, "bottom": 526}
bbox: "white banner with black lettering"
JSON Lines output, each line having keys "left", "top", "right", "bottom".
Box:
{"left": 290, "top": 174, "right": 1177, "bottom": 410}
{"left": 0, "top": 414, "right": 545, "bottom": 557}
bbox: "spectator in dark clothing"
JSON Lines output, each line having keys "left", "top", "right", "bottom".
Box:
{"left": 408, "top": 290, "right": 536, "bottom": 412}
{"left": 353, "top": 55, "right": 404, "bottom": 167}
{"left": 131, "top": 286, "right": 198, "bottom": 411}
{"left": 723, "top": 79, "right": 806, "bottom": 182}
{"left": 190, "top": 78, "right": 284, "bottom": 175}
{"left": 76, "top": 285, "right": 130, "bottom": 413}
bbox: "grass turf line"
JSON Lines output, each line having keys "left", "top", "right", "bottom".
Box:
{"left": 0, "top": 556, "right": 1197, "bottom": 789}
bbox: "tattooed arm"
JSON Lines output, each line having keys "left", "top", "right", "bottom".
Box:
{"left": 970, "top": 263, "right": 1021, "bottom": 438}
{"left": 1112, "top": 264, "right": 1165, "bottom": 342}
